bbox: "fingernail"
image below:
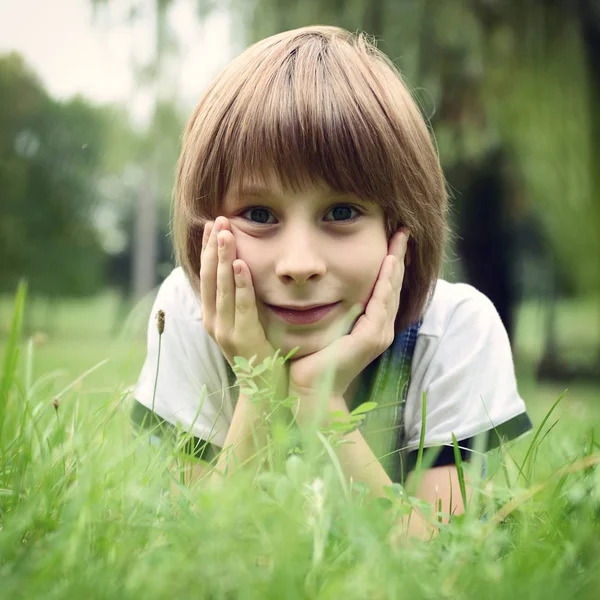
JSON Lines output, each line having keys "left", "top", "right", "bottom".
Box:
{"left": 233, "top": 262, "right": 242, "bottom": 287}
{"left": 214, "top": 219, "right": 222, "bottom": 233}
{"left": 218, "top": 235, "right": 224, "bottom": 248}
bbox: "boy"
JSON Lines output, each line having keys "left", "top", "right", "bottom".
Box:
{"left": 132, "top": 26, "right": 531, "bottom": 534}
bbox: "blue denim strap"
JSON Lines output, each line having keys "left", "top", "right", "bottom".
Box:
{"left": 356, "top": 320, "right": 421, "bottom": 482}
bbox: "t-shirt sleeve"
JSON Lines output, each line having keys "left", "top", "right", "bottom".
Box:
{"left": 403, "top": 287, "right": 532, "bottom": 456}
{"left": 133, "top": 269, "right": 236, "bottom": 448}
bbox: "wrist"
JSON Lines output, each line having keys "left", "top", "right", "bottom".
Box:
{"left": 236, "top": 354, "right": 288, "bottom": 395}
{"left": 290, "top": 388, "right": 349, "bottom": 428}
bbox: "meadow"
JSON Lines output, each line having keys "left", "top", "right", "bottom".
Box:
{"left": 1, "top": 285, "right": 599, "bottom": 599}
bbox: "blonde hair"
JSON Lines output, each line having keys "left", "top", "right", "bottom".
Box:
{"left": 174, "top": 25, "right": 448, "bottom": 331}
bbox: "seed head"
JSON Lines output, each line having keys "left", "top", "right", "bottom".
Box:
{"left": 52, "top": 396, "right": 60, "bottom": 410}
{"left": 156, "top": 309, "right": 165, "bottom": 335}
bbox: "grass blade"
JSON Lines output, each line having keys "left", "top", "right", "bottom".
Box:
{"left": 415, "top": 391, "right": 427, "bottom": 473}
{"left": 519, "top": 389, "right": 567, "bottom": 480}
{"left": 0, "top": 281, "right": 27, "bottom": 441}
{"left": 451, "top": 433, "right": 468, "bottom": 510}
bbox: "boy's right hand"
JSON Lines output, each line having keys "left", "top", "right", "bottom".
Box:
{"left": 200, "top": 217, "right": 275, "bottom": 370}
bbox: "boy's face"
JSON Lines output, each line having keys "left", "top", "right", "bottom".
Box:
{"left": 222, "top": 173, "right": 389, "bottom": 359}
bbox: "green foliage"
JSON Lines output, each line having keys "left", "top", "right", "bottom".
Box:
{"left": 232, "top": 349, "right": 294, "bottom": 401}
{"left": 231, "top": 349, "right": 380, "bottom": 457}
{"left": 0, "top": 53, "right": 109, "bottom": 296}
{"left": 490, "top": 11, "right": 600, "bottom": 294}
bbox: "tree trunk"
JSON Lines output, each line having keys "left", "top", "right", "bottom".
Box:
{"left": 452, "top": 148, "right": 518, "bottom": 341}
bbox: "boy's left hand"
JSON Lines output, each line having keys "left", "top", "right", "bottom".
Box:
{"left": 288, "top": 230, "right": 410, "bottom": 407}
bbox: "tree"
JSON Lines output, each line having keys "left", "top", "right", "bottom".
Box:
{"left": 90, "top": 0, "right": 183, "bottom": 301}
{"left": 0, "top": 53, "right": 109, "bottom": 298}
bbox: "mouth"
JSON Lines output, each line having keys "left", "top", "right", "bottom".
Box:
{"left": 266, "top": 302, "right": 341, "bottom": 326}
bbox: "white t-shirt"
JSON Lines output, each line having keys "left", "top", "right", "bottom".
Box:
{"left": 134, "top": 267, "right": 530, "bottom": 452}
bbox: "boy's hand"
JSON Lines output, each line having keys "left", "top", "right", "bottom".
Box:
{"left": 288, "top": 230, "right": 410, "bottom": 404}
{"left": 200, "top": 217, "right": 275, "bottom": 369}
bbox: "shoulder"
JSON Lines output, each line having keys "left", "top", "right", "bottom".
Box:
{"left": 413, "top": 279, "right": 510, "bottom": 384}
{"left": 154, "top": 267, "right": 202, "bottom": 322}
{"left": 403, "top": 279, "right": 529, "bottom": 451}
{"left": 418, "top": 279, "right": 498, "bottom": 341}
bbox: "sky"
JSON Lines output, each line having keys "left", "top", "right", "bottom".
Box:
{"left": 0, "top": 0, "right": 236, "bottom": 124}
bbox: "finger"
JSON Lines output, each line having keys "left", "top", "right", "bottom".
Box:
{"left": 389, "top": 229, "right": 410, "bottom": 263}
{"left": 349, "top": 256, "right": 393, "bottom": 343}
{"left": 390, "top": 257, "right": 405, "bottom": 317}
{"left": 200, "top": 218, "right": 222, "bottom": 327}
{"left": 365, "top": 255, "right": 396, "bottom": 321}
{"left": 381, "top": 240, "right": 407, "bottom": 327}
{"left": 201, "top": 221, "right": 214, "bottom": 265}
{"left": 388, "top": 230, "right": 409, "bottom": 290}
{"left": 232, "top": 259, "right": 261, "bottom": 335}
{"left": 216, "top": 229, "right": 236, "bottom": 334}
{"left": 399, "top": 230, "right": 410, "bottom": 268}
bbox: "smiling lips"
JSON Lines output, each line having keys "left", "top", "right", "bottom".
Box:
{"left": 267, "top": 302, "right": 340, "bottom": 325}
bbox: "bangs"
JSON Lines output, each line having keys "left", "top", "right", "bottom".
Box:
{"left": 214, "top": 34, "right": 411, "bottom": 221}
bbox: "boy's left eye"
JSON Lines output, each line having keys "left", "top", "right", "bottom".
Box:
{"left": 324, "top": 205, "right": 361, "bottom": 222}
{"left": 243, "top": 207, "right": 275, "bottom": 224}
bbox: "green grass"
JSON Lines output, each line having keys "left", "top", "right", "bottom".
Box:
{"left": 1, "top": 287, "right": 599, "bottom": 599}
{"left": 0, "top": 290, "right": 150, "bottom": 391}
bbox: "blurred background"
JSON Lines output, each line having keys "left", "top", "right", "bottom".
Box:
{"left": 0, "top": 0, "right": 599, "bottom": 423}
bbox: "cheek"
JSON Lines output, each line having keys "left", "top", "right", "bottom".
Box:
{"left": 232, "top": 236, "right": 269, "bottom": 286}
{"left": 339, "top": 240, "right": 387, "bottom": 301}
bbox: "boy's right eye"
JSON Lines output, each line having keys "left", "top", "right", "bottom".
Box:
{"left": 241, "top": 206, "right": 276, "bottom": 224}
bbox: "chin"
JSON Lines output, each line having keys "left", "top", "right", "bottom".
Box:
{"left": 272, "top": 330, "right": 337, "bottom": 361}
{"left": 263, "top": 313, "right": 353, "bottom": 361}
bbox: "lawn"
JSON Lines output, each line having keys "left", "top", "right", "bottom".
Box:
{"left": 0, "top": 286, "right": 599, "bottom": 599}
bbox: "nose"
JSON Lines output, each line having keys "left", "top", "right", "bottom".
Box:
{"left": 274, "top": 227, "right": 327, "bottom": 286}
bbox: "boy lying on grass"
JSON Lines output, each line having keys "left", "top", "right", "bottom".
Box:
{"left": 132, "top": 25, "right": 531, "bottom": 539}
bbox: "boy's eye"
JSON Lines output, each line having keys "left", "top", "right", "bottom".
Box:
{"left": 324, "top": 205, "right": 361, "bottom": 222}
{"left": 240, "top": 204, "right": 361, "bottom": 225}
{"left": 242, "top": 207, "right": 276, "bottom": 224}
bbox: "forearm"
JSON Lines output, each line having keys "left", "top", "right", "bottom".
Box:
{"left": 169, "top": 396, "right": 269, "bottom": 489}
{"left": 335, "top": 425, "right": 442, "bottom": 540}
{"left": 297, "top": 393, "right": 444, "bottom": 539}
{"left": 213, "top": 392, "right": 269, "bottom": 476}
{"left": 214, "top": 364, "right": 289, "bottom": 478}
{"left": 392, "top": 466, "right": 469, "bottom": 542}
{"left": 296, "top": 394, "right": 393, "bottom": 498}
{"left": 334, "top": 426, "right": 394, "bottom": 498}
